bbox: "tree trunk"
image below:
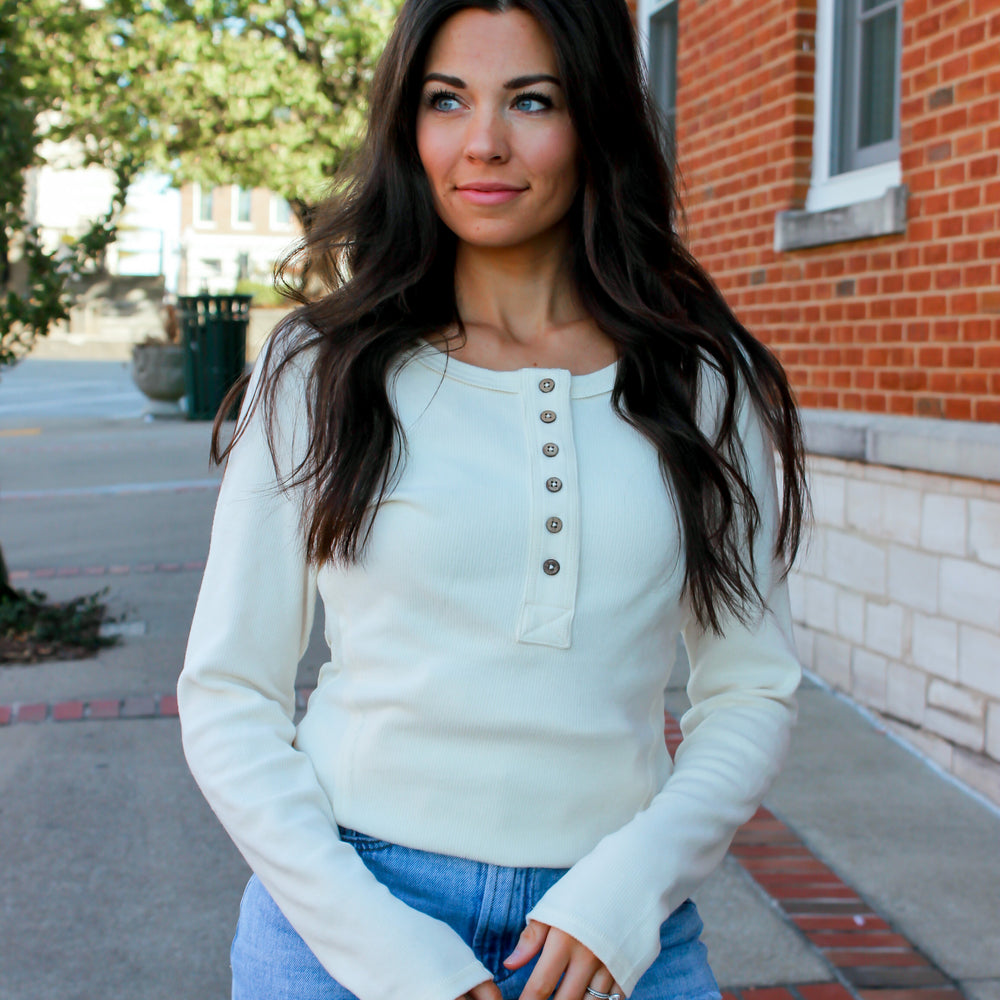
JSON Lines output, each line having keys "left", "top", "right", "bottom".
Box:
{"left": 288, "top": 198, "right": 323, "bottom": 297}
{"left": 0, "top": 542, "right": 21, "bottom": 602}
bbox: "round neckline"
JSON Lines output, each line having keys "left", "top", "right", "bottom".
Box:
{"left": 412, "top": 338, "right": 618, "bottom": 397}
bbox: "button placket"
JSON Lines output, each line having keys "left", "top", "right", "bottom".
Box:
{"left": 538, "top": 382, "right": 565, "bottom": 588}
{"left": 516, "top": 369, "right": 580, "bottom": 648}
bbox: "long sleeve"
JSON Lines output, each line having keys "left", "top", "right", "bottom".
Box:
{"left": 524, "top": 386, "right": 802, "bottom": 994}
{"left": 176, "top": 342, "right": 492, "bottom": 1000}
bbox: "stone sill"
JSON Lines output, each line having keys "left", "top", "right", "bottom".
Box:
{"left": 775, "top": 185, "right": 908, "bottom": 251}
{"left": 801, "top": 408, "right": 1000, "bottom": 484}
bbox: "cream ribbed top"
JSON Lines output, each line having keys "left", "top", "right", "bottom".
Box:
{"left": 178, "top": 333, "right": 801, "bottom": 1000}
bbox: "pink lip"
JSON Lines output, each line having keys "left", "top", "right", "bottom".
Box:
{"left": 455, "top": 184, "right": 527, "bottom": 205}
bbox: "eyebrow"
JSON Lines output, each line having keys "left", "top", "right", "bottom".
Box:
{"left": 422, "top": 72, "right": 562, "bottom": 89}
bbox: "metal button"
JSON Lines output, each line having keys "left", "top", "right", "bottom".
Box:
{"left": 543, "top": 559, "right": 560, "bottom": 576}
{"left": 546, "top": 516, "right": 563, "bottom": 533}
{"left": 546, "top": 477, "right": 562, "bottom": 493}
{"left": 539, "top": 378, "right": 555, "bottom": 393}
{"left": 542, "top": 442, "right": 559, "bottom": 457}
{"left": 540, "top": 410, "right": 557, "bottom": 424}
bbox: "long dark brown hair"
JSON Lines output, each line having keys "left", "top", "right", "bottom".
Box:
{"left": 212, "top": 0, "right": 809, "bottom": 633}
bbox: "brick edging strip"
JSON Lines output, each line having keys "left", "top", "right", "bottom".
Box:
{"left": 0, "top": 686, "right": 320, "bottom": 727}
{"left": 729, "top": 813, "right": 964, "bottom": 997}
{"left": 0, "top": 693, "right": 968, "bottom": 1000}
{"left": 0, "top": 693, "right": 179, "bottom": 726}
{"left": 664, "top": 717, "right": 965, "bottom": 1000}
{"left": 9, "top": 560, "right": 206, "bottom": 583}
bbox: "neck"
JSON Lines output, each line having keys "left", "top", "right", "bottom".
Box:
{"left": 452, "top": 225, "right": 584, "bottom": 347}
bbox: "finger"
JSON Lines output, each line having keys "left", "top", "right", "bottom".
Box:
{"left": 504, "top": 919, "right": 550, "bottom": 970}
{"left": 551, "top": 953, "right": 602, "bottom": 1000}
{"left": 518, "top": 934, "right": 570, "bottom": 1000}
{"left": 585, "top": 967, "right": 615, "bottom": 997}
{"left": 467, "top": 980, "right": 503, "bottom": 1000}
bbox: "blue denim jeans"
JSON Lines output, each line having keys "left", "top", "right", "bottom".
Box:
{"left": 231, "top": 828, "right": 721, "bottom": 1000}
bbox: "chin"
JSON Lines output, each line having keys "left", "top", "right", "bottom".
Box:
{"left": 449, "top": 220, "right": 568, "bottom": 251}
{"left": 458, "top": 232, "right": 534, "bottom": 249}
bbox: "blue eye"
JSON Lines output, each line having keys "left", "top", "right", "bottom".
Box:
{"left": 513, "top": 92, "right": 553, "bottom": 113}
{"left": 423, "top": 88, "right": 554, "bottom": 113}
{"left": 427, "top": 89, "right": 462, "bottom": 112}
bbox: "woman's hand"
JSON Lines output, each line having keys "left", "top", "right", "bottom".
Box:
{"left": 503, "top": 920, "right": 625, "bottom": 1000}
{"left": 460, "top": 979, "right": 503, "bottom": 1000}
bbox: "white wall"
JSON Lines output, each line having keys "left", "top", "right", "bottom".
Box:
{"left": 790, "top": 454, "right": 1000, "bottom": 806}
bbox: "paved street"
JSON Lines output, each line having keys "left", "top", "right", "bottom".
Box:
{"left": 0, "top": 359, "right": 148, "bottom": 426}
{"left": 0, "top": 359, "right": 998, "bottom": 1000}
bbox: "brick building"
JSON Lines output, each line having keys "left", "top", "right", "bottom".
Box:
{"left": 636, "top": 0, "right": 1000, "bottom": 804}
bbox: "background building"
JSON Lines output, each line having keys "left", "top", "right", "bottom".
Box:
{"left": 26, "top": 139, "right": 300, "bottom": 351}
{"left": 178, "top": 183, "right": 300, "bottom": 296}
{"left": 28, "top": 122, "right": 300, "bottom": 300}
{"left": 638, "top": 0, "right": 1000, "bottom": 804}
{"left": 29, "top": 131, "right": 181, "bottom": 291}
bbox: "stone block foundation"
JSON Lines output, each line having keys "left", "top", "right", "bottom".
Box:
{"left": 790, "top": 450, "right": 1000, "bottom": 807}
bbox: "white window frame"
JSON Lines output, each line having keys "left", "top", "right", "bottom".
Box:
{"left": 236, "top": 250, "right": 251, "bottom": 282}
{"left": 640, "top": 0, "right": 678, "bottom": 166}
{"left": 637, "top": 0, "right": 677, "bottom": 101}
{"left": 270, "top": 194, "right": 294, "bottom": 230}
{"left": 232, "top": 184, "right": 253, "bottom": 227}
{"left": 806, "top": 0, "right": 901, "bottom": 212}
{"left": 192, "top": 182, "right": 215, "bottom": 228}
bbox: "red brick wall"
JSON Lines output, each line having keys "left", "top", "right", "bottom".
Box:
{"left": 676, "top": 0, "right": 1000, "bottom": 422}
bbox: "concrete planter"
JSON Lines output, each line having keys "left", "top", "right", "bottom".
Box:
{"left": 131, "top": 342, "right": 187, "bottom": 419}
{"left": 131, "top": 342, "right": 185, "bottom": 402}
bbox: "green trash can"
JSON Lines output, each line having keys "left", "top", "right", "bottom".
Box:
{"left": 178, "top": 294, "right": 252, "bottom": 420}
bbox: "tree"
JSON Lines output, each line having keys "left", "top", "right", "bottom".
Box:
{"left": 2, "top": 0, "right": 395, "bottom": 649}
{"left": 1, "top": 0, "right": 130, "bottom": 368}
{"left": 0, "top": 0, "right": 127, "bottom": 644}
{"left": 41, "top": 0, "right": 400, "bottom": 230}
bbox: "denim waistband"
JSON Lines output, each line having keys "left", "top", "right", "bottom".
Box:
{"left": 337, "top": 826, "right": 569, "bottom": 979}
{"left": 232, "top": 828, "right": 719, "bottom": 1000}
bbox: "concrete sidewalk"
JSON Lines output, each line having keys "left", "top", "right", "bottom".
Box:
{"left": 1, "top": 360, "right": 997, "bottom": 1000}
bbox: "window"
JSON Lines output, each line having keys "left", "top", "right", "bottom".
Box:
{"left": 647, "top": 0, "right": 678, "bottom": 168}
{"left": 236, "top": 251, "right": 250, "bottom": 281}
{"left": 793, "top": 0, "right": 905, "bottom": 218}
{"left": 195, "top": 184, "right": 214, "bottom": 225}
{"left": 832, "top": 0, "right": 902, "bottom": 175}
{"left": 198, "top": 258, "right": 223, "bottom": 293}
{"left": 272, "top": 195, "right": 293, "bottom": 227}
{"left": 234, "top": 185, "right": 253, "bottom": 224}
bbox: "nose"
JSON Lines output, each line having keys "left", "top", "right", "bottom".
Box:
{"left": 463, "top": 109, "right": 510, "bottom": 164}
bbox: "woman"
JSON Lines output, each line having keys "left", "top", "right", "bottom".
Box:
{"left": 177, "top": 1, "right": 808, "bottom": 999}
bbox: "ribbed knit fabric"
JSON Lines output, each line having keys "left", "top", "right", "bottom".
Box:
{"left": 177, "top": 332, "right": 801, "bottom": 1000}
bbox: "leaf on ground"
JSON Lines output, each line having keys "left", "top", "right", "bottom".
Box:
{"left": 0, "top": 587, "right": 121, "bottom": 665}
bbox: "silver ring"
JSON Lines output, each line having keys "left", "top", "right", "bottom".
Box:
{"left": 586, "top": 990, "right": 622, "bottom": 1000}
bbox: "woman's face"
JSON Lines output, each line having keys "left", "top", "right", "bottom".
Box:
{"left": 415, "top": 7, "right": 579, "bottom": 251}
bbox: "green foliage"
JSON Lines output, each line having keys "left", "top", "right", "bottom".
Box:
{"left": 235, "top": 278, "right": 287, "bottom": 307}
{"left": 1, "top": 0, "right": 398, "bottom": 364}
{"left": 0, "top": 587, "right": 119, "bottom": 664}
{"left": 0, "top": 0, "right": 134, "bottom": 367}
{"left": 44, "top": 0, "right": 400, "bottom": 223}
